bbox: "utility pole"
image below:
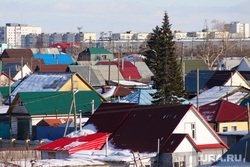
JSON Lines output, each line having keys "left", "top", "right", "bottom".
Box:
{"left": 197, "top": 69, "right": 199, "bottom": 110}
{"left": 8, "top": 69, "right": 12, "bottom": 139}
{"left": 71, "top": 75, "right": 77, "bottom": 131}
{"left": 118, "top": 51, "right": 120, "bottom": 86}
{"left": 21, "top": 57, "right": 23, "bottom": 80}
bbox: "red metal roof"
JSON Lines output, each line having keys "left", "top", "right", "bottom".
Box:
{"left": 109, "top": 104, "right": 192, "bottom": 153}
{"left": 50, "top": 43, "right": 80, "bottom": 49}
{"left": 199, "top": 100, "right": 247, "bottom": 122}
{"left": 197, "top": 143, "right": 227, "bottom": 149}
{"left": 84, "top": 103, "right": 137, "bottom": 133}
{"left": 98, "top": 61, "right": 141, "bottom": 80}
{"left": 36, "top": 118, "right": 73, "bottom": 127}
{"left": 36, "top": 133, "right": 111, "bottom": 155}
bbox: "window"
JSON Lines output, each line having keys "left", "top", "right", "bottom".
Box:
{"left": 19, "top": 100, "right": 24, "bottom": 106}
{"left": 191, "top": 123, "right": 196, "bottom": 139}
{"left": 102, "top": 55, "right": 107, "bottom": 60}
{"left": 48, "top": 152, "right": 56, "bottom": 159}
{"left": 222, "top": 127, "right": 228, "bottom": 132}
{"left": 231, "top": 126, "right": 237, "bottom": 131}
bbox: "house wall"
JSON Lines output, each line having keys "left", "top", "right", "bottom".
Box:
{"left": 224, "top": 72, "right": 250, "bottom": 89}
{"left": 11, "top": 116, "right": 32, "bottom": 140}
{"left": 0, "top": 75, "right": 14, "bottom": 86}
{"left": 91, "top": 53, "right": 114, "bottom": 61}
{"left": 174, "top": 107, "right": 221, "bottom": 145}
{"left": 218, "top": 121, "right": 248, "bottom": 132}
{"left": 41, "top": 150, "right": 68, "bottom": 159}
{"left": 59, "top": 74, "right": 92, "bottom": 91}
{"left": 13, "top": 65, "right": 32, "bottom": 81}
{"left": 198, "top": 148, "right": 227, "bottom": 166}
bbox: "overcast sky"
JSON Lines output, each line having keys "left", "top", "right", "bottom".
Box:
{"left": 1, "top": 0, "right": 250, "bottom": 35}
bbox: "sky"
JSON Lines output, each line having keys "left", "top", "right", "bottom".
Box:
{"left": 1, "top": 0, "right": 250, "bottom": 35}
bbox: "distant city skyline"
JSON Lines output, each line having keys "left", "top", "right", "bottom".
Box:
{"left": 1, "top": 0, "right": 250, "bottom": 34}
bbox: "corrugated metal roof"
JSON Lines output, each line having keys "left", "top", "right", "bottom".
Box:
{"left": 134, "top": 62, "right": 153, "bottom": 79}
{"left": 109, "top": 104, "right": 191, "bottom": 153}
{"left": 98, "top": 61, "right": 141, "bottom": 80}
{"left": 37, "top": 64, "right": 69, "bottom": 72}
{"left": 1, "top": 58, "right": 45, "bottom": 71}
{"left": 113, "top": 89, "right": 156, "bottom": 105}
{"left": 36, "top": 118, "right": 73, "bottom": 127}
{"left": 199, "top": 100, "right": 247, "bottom": 122}
{"left": 76, "top": 61, "right": 99, "bottom": 66}
{"left": 69, "top": 66, "right": 104, "bottom": 87}
{"left": 10, "top": 72, "right": 74, "bottom": 102}
{"left": 1, "top": 49, "right": 33, "bottom": 59}
{"left": 84, "top": 103, "right": 137, "bottom": 133}
{"left": 36, "top": 133, "right": 111, "bottom": 155}
{"left": 14, "top": 91, "right": 103, "bottom": 115}
{"left": 178, "top": 59, "right": 209, "bottom": 74}
{"left": 33, "top": 54, "right": 74, "bottom": 65}
{"left": 88, "top": 48, "right": 112, "bottom": 54}
{"left": 92, "top": 65, "right": 124, "bottom": 81}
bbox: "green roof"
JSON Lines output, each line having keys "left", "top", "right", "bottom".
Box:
{"left": 0, "top": 87, "right": 14, "bottom": 97}
{"left": 17, "top": 91, "right": 103, "bottom": 116}
{"left": 88, "top": 48, "right": 112, "bottom": 55}
{"left": 178, "top": 59, "right": 209, "bottom": 74}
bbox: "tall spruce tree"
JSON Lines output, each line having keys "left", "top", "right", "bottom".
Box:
{"left": 145, "top": 12, "right": 186, "bottom": 104}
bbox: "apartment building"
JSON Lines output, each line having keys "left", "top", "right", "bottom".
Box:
{"left": 0, "top": 23, "right": 42, "bottom": 48}
{"left": 112, "top": 31, "right": 149, "bottom": 40}
{"left": 225, "top": 21, "right": 249, "bottom": 38}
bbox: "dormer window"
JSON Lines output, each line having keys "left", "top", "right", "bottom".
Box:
{"left": 19, "top": 100, "right": 24, "bottom": 106}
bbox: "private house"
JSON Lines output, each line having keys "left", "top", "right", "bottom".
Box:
{"left": 219, "top": 57, "right": 242, "bottom": 71}
{"left": 83, "top": 103, "right": 228, "bottom": 166}
{"left": 8, "top": 72, "right": 106, "bottom": 103}
{"left": 77, "top": 48, "right": 114, "bottom": 61}
{"left": 0, "top": 48, "right": 45, "bottom": 71}
{"left": 50, "top": 43, "right": 80, "bottom": 53}
{"left": 199, "top": 100, "right": 248, "bottom": 133}
{"left": 185, "top": 70, "right": 250, "bottom": 98}
{"left": 190, "top": 86, "right": 250, "bottom": 107}
{"left": 98, "top": 61, "right": 141, "bottom": 81}
{"left": 33, "top": 54, "right": 74, "bottom": 65}
{"left": 34, "top": 64, "right": 70, "bottom": 72}
{"left": 2, "top": 63, "right": 32, "bottom": 81}
{"left": 8, "top": 90, "right": 103, "bottom": 140}
{"left": 36, "top": 118, "right": 73, "bottom": 127}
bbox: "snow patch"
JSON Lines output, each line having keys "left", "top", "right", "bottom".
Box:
{"left": 66, "top": 124, "right": 97, "bottom": 138}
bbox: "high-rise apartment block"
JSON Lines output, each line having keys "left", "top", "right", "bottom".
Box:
{"left": 225, "top": 21, "right": 249, "bottom": 38}
{"left": 0, "top": 23, "right": 42, "bottom": 48}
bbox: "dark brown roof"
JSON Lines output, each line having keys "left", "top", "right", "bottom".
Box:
{"left": 1, "top": 58, "right": 44, "bottom": 71}
{"left": 1, "top": 49, "right": 33, "bottom": 59}
{"left": 35, "top": 64, "right": 70, "bottom": 72}
{"left": 110, "top": 104, "right": 191, "bottom": 153}
{"left": 84, "top": 103, "right": 137, "bottom": 133}
{"left": 102, "top": 85, "right": 134, "bottom": 97}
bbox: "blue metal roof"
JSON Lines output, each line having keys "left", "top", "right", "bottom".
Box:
{"left": 113, "top": 89, "right": 157, "bottom": 105}
{"left": 185, "top": 70, "right": 215, "bottom": 93}
{"left": 2, "top": 63, "right": 25, "bottom": 78}
{"left": 33, "top": 54, "right": 74, "bottom": 65}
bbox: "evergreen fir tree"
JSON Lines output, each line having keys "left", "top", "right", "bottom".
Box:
{"left": 145, "top": 12, "right": 186, "bottom": 104}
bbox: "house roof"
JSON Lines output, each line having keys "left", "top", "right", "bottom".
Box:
{"left": 190, "top": 86, "right": 250, "bottom": 107}
{"left": 69, "top": 65, "right": 105, "bottom": 87}
{"left": 1, "top": 58, "right": 45, "bottom": 71}
{"left": 33, "top": 54, "right": 74, "bottom": 65}
{"left": 178, "top": 59, "right": 209, "bottom": 74}
{"left": 50, "top": 43, "right": 80, "bottom": 49}
{"left": 35, "top": 64, "right": 69, "bottom": 72}
{"left": 113, "top": 89, "right": 156, "bottom": 105}
{"left": 109, "top": 104, "right": 192, "bottom": 153}
{"left": 91, "top": 65, "right": 124, "bottom": 81}
{"left": 133, "top": 62, "right": 154, "bottom": 79}
{"left": 102, "top": 85, "right": 135, "bottom": 97}
{"left": 12, "top": 91, "right": 103, "bottom": 116}
{"left": 185, "top": 70, "right": 245, "bottom": 93}
{"left": 30, "top": 48, "right": 60, "bottom": 54}
{"left": 87, "top": 48, "right": 112, "bottom": 55}
{"left": 0, "top": 49, "right": 33, "bottom": 59}
{"left": 98, "top": 61, "right": 141, "bottom": 80}
{"left": 36, "top": 133, "right": 111, "bottom": 155}
{"left": 84, "top": 103, "right": 137, "bottom": 133}
{"left": 76, "top": 61, "right": 99, "bottom": 66}
{"left": 199, "top": 100, "right": 247, "bottom": 122}
{"left": 37, "top": 118, "right": 73, "bottom": 127}
{"left": 2, "top": 63, "right": 27, "bottom": 78}
{"left": 0, "top": 86, "right": 14, "bottom": 97}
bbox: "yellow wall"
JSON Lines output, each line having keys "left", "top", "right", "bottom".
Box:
{"left": 59, "top": 74, "right": 92, "bottom": 91}
{"left": 218, "top": 121, "right": 248, "bottom": 132}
